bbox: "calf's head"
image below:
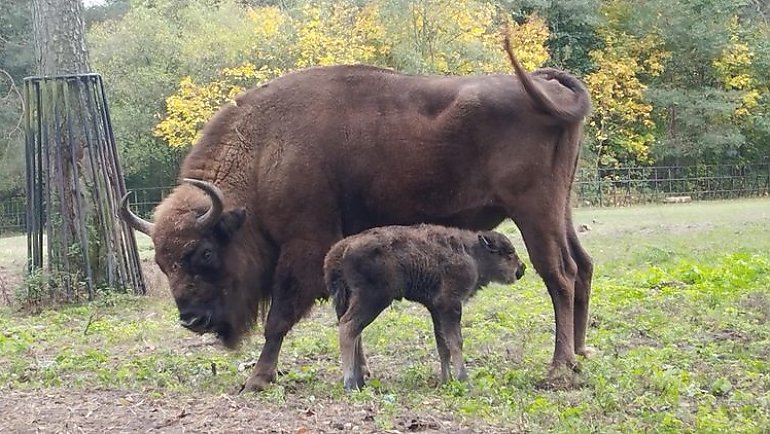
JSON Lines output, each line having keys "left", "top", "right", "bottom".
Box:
{"left": 475, "top": 231, "right": 526, "bottom": 284}
{"left": 121, "top": 179, "right": 252, "bottom": 349}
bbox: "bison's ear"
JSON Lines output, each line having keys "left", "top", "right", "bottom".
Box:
{"left": 478, "top": 233, "right": 499, "bottom": 253}
{"left": 215, "top": 207, "right": 246, "bottom": 240}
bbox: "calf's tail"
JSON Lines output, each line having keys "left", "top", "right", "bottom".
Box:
{"left": 324, "top": 244, "right": 350, "bottom": 320}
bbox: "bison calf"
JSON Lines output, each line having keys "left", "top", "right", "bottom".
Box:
{"left": 324, "top": 224, "right": 526, "bottom": 390}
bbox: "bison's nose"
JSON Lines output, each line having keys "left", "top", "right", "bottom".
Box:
{"left": 179, "top": 310, "right": 212, "bottom": 333}
{"left": 516, "top": 263, "right": 526, "bottom": 280}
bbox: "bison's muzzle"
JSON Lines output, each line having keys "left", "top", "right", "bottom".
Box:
{"left": 177, "top": 301, "right": 239, "bottom": 348}
{"left": 179, "top": 310, "right": 213, "bottom": 334}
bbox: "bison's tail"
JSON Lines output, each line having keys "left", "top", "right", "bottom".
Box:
{"left": 324, "top": 244, "right": 350, "bottom": 320}
{"left": 503, "top": 33, "right": 591, "bottom": 124}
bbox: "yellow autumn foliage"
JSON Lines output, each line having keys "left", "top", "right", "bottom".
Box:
{"left": 154, "top": 2, "right": 551, "bottom": 148}
{"left": 295, "top": 1, "right": 387, "bottom": 67}
{"left": 713, "top": 16, "right": 761, "bottom": 119}
{"left": 585, "top": 16, "right": 670, "bottom": 166}
{"left": 153, "top": 77, "right": 230, "bottom": 149}
{"left": 402, "top": 1, "right": 548, "bottom": 74}
{"left": 504, "top": 15, "right": 550, "bottom": 72}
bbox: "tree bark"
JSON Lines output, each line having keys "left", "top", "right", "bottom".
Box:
{"left": 33, "top": 0, "right": 91, "bottom": 75}
{"left": 32, "top": 0, "right": 94, "bottom": 299}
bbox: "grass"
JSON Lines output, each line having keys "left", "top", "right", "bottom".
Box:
{"left": 1, "top": 198, "right": 769, "bottom": 432}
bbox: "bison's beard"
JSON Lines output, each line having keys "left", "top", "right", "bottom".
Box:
{"left": 215, "top": 322, "right": 241, "bottom": 350}
{"left": 217, "top": 280, "right": 270, "bottom": 350}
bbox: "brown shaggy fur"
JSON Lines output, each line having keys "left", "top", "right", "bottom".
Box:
{"left": 324, "top": 224, "right": 526, "bottom": 389}
{"left": 125, "top": 46, "right": 593, "bottom": 391}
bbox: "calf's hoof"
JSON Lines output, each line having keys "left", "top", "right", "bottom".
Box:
{"left": 240, "top": 371, "right": 276, "bottom": 393}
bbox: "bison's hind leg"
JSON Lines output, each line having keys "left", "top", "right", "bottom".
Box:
{"left": 356, "top": 337, "right": 370, "bottom": 379}
{"left": 566, "top": 211, "right": 595, "bottom": 358}
{"left": 509, "top": 201, "right": 581, "bottom": 386}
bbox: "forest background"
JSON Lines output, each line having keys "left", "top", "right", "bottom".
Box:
{"left": 1, "top": 0, "right": 769, "bottom": 197}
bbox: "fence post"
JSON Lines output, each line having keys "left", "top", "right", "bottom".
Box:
{"left": 597, "top": 168, "right": 603, "bottom": 207}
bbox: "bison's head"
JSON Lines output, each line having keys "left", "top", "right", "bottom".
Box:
{"left": 476, "top": 231, "right": 526, "bottom": 285}
{"left": 121, "top": 179, "right": 256, "bottom": 349}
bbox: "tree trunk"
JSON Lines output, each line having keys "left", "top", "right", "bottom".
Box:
{"left": 31, "top": 0, "right": 94, "bottom": 300}
{"left": 33, "top": 0, "right": 90, "bottom": 75}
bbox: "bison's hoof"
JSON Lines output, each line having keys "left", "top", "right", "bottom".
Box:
{"left": 455, "top": 369, "right": 468, "bottom": 382}
{"left": 240, "top": 372, "right": 276, "bottom": 393}
{"left": 576, "top": 346, "right": 598, "bottom": 358}
{"left": 536, "top": 362, "right": 583, "bottom": 390}
{"left": 343, "top": 376, "right": 366, "bottom": 391}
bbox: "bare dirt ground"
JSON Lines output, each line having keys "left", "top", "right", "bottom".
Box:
{"left": 0, "top": 388, "right": 496, "bottom": 434}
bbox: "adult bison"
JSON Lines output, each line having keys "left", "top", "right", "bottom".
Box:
{"left": 121, "top": 38, "right": 594, "bottom": 391}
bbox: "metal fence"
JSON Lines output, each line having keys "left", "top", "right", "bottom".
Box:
{"left": 0, "top": 195, "right": 26, "bottom": 234}
{"left": 2, "top": 164, "right": 769, "bottom": 235}
{"left": 574, "top": 164, "right": 770, "bottom": 207}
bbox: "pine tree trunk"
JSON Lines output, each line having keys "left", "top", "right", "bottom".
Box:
{"left": 32, "top": 0, "right": 95, "bottom": 299}
{"left": 33, "top": 0, "right": 90, "bottom": 75}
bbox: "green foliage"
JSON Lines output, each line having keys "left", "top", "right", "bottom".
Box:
{"left": 15, "top": 268, "right": 48, "bottom": 310}
{"left": 79, "top": 0, "right": 770, "bottom": 175}
{"left": 503, "top": 0, "right": 603, "bottom": 74}
{"left": 0, "top": 0, "right": 34, "bottom": 197}
{"left": 647, "top": 86, "right": 747, "bottom": 162}
{"left": 150, "top": 0, "right": 551, "bottom": 148}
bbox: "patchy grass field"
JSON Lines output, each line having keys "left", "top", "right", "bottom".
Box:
{"left": 1, "top": 199, "right": 769, "bottom": 432}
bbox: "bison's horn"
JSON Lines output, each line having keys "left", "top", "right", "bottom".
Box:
{"left": 119, "top": 193, "right": 154, "bottom": 235}
{"left": 184, "top": 178, "right": 224, "bottom": 229}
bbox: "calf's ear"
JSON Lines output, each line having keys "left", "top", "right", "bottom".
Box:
{"left": 478, "top": 233, "right": 499, "bottom": 253}
{"left": 215, "top": 207, "right": 246, "bottom": 240}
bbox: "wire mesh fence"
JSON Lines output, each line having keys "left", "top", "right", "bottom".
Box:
{"left": 0, "top": 195, "right": 26, "bottom": 234}
{"left": 574, "top": 164, "right": 770, "bottom": 207}
{"left": 2, "top": 164, "right": 769, "bottom": 235}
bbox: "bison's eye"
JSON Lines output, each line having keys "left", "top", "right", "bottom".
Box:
{"left": 180, "top": 242, "right": 221, "bottom": 275}
{"left": 201, "top": 248, "right": 212, "bottom": 262}
{"left": 195, "top": 244, "right": 220, "bottom": 270}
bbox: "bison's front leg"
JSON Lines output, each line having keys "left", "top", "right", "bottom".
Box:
{"left": 242, "top": 240, "right": 330, "bottom": 393}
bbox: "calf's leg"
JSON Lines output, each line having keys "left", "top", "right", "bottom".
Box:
{"left": 338, "top": 291, "right": 392, "bottom": 390}
{"left": 355, "top": 337, "right": 370, "bottom": 378}
{"left": 242, "top": 240, "right": 330, "bottom": 392}
{"left": 438, "top": 303, "right": 467, "bottom": 381}
{"left": 429, "top": 308, "right": 451, "bottom": 382}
